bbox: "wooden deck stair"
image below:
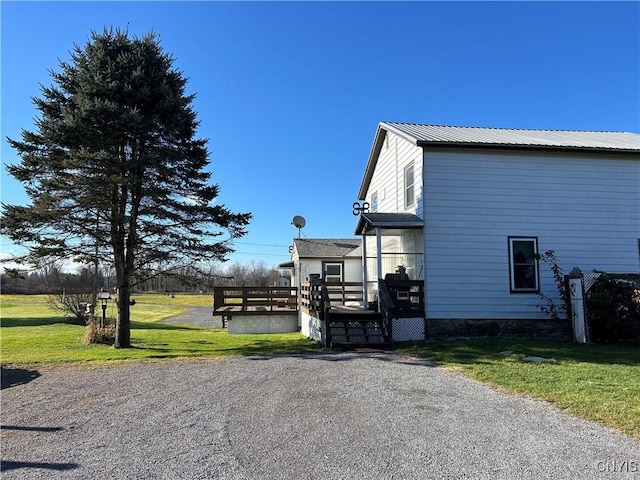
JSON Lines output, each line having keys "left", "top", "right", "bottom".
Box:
{"left": 326, "top": 309, "right": 391, "bottom": 349}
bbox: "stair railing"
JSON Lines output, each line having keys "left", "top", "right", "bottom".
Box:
{"left": 308, "top": 278, "right": 332, "bottom": 319}
{"left": 309, "top": 277, "right": 333, "bottom": 346}
{"left": 377, "top": 280, "right": 395, "bottom": 344}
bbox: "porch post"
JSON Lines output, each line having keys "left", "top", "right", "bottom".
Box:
{"left": 376, "top": 227, "right": 383, "bottom": 280}
{"left": 376, "top": 227, "right": 383, "bottom": 311}
{"left": 361, "top": 233, "right": 368, "bottom": 309}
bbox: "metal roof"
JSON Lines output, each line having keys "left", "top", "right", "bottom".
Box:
{"left": 358, "top": 121, "right": 640, "bottom": 199}
{"left": 355, "top": 213, "right": 424, "bottom": 235}
{"left": 383, "top": 122, "right": 640, "bottom": 152}
{"left": 293, "top": 238, "right": 361, "bottom": 258}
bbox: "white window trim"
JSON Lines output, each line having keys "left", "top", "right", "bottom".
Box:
{"left": 404, "top": 162, "right": 415, "bottom": 209}
{"left": 323, "top": 262, "right": 343, "bottom": 284}
{"left": 371, "top": 192, "right": 378, "bottom": 212}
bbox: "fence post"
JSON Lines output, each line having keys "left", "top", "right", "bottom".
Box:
{"left": 566, "top": 270, "right": 587, "bottom": 344}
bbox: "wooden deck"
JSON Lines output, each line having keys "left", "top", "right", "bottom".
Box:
{"left": 213, "top": 286, "right": 298, "bottom": 316}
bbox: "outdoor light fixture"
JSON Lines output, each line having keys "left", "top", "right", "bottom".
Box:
{"left": 99, "top": 290, "right": 110, "bottom": 327}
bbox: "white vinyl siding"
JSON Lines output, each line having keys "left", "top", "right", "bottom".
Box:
{"left": 365, "top": 131, "right": 423, "bottom": 217}
{"left": 295, "top": 258, "right": 362, "bottom": 284}
{"left": 422, "top": 149, "right": 640, "bottom": 320}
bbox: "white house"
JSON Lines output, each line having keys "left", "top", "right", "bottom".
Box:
{"left": 274, "top": 275, "right": 291, "bottom": 288}
{"left": 281, "top": 237, "right": 363, "bottom": 293}
{"left": 280, "top": 238, "right": 366, "bottom": 341}
{"left": 356, "top": 122, "right": 640, "bottom": 337}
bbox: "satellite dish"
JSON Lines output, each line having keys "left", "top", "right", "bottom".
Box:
{"left": 292, "top": 215, "right": 306, "bottom": 229}
{"left": 292, "top": 215, "right": 306, "bottom": 238}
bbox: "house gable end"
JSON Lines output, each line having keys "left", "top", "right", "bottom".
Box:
{"left": 358, "top": 122, "right": 424, "bottom": 201}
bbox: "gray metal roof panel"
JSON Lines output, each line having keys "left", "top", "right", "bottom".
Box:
{"left": 294, "top": 238, "right": 361, "bottom": 258}
{"left": 382, "top": 122, "right": 640, "bottom": 151}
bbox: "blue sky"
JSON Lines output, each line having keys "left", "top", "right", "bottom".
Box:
{"left": 2, "top": 1, "right": 639, "bottom": 269}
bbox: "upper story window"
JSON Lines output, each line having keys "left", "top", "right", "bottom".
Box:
{"left": 371, "top": 192, "right": 378, "bottom": 212}
{"left": 508, "top": 237, "right": 539, "bottom": 293}
{"left": 404, "top": 162, "right": 415, "bottom": 208}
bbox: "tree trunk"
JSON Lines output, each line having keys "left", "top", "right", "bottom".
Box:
{"left": 114, "top": 282, "right": 131, "bottom": 348}
{"left": 112, "top": 223, "right": 131, "bottom": 348}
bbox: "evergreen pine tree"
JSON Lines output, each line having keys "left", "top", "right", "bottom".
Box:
{"left": 2, "top": 28, "right": 251, "bottom": 347}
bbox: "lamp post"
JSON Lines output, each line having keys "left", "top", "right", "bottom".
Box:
{"left": 98, "top": 290, "right": 110, "bottom": 328}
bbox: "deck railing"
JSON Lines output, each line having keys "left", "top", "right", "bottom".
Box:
{"left": 300, "top": 279, "right": 330, "bottom": 318}
{"left": 325, "top": 281, "right": 365, "bottom": 305}
{"left": 379, "top": 279, "right": 425, "bottom": 318}
{"left": 213, "top": 286, "right": 298, "bottom": 313}
{"left": 301, "top": 280, "right": 364, "bottom": 315}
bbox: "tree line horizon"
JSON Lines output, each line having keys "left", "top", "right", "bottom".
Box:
{"left": 2, "top": 259, "right": 291, "bottom": 296}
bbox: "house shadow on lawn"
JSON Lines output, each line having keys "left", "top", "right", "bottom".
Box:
{"left": 1, "top": 366, "right": 41, "bottom": 389}
{"left": 400, "top": 338, "right": 640, "bottom": 367}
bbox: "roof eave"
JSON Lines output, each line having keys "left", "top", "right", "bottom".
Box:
{"left": 417, "top": 141, "right": 640, "bottom": 155}
{"left": 357, "top": 126, "right": 386, "bottom": 200}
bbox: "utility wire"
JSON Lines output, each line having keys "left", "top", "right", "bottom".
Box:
{"left": 233, "top": 241, "right": 289, "bottom": 248}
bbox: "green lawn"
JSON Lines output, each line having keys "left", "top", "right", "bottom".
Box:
{"left": 0, "top": 293, "right": 319, "bottom": 364}
{"left": 399, "top": 339, "right": 640, "bottom": 440}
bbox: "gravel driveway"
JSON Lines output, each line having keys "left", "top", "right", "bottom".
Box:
{"left": 2, "top": 352, "right": 639, "bottom": 480}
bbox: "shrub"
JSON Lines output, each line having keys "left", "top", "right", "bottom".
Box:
{"left": 47, "top": 291, "right": 93, "bottom": 324}
{"left": 536, "top": 250, "right": 569, "bottom": 322}
{"left": 587, "top": 274, "right": 640, "bottom": 342}
{"left": 84, "top": 317, "right": 116, "bottom": 345}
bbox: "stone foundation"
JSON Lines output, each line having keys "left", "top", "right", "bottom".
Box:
{"left": 426, "top": 318, "right": 570, "bottom": 339}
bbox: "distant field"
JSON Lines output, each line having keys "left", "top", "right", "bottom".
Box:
{"left": 1, "top": 292, "right": 213, "bottom": 307}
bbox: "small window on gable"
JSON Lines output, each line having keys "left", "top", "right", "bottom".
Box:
{"left": 323, "top": 262, "right": 343, "bottom": 284}
{"left": 404, "top": 162, "right": 415, "bottom": 208}
{"left": 371, "top": 192, "right": 378, "bottom": 212}
{"left": 508, "top": 237, "right": 539, "bottom": 293}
